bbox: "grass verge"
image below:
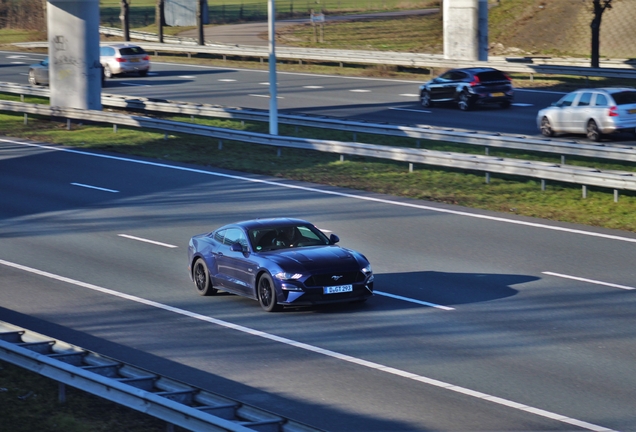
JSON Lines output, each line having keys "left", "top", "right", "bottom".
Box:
{"left": 0, "top": 360, "right": 177, "bottom": 432}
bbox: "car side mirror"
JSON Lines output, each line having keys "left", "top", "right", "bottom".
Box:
{"left": 329, "top": 234, "right": 340, "bottom": 244}
{"left": 230, "top": 242, "right": 244, "bottom": 252}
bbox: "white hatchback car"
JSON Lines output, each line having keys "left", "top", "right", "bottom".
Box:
{"left": 100, "top": 43, "right": 150, "bottom": 78}
{"left": 537, "top": 88, "right": 636, "bottom": 141}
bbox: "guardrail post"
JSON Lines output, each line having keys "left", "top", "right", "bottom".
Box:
{"left": 541, "top": 179, "right": 546, "bottom": 191}
{"left": 218, "top": 140, "right": 223, "bottom": 149}
{"left": 485, "top": 146, "right": 489, "bottom": 156}
{"left": 67, "top": 119, "right": 71, "bottom": 130}
{"left": 58, "top": 382, "right": 66, "bottom": 403}
{"left": 340, "top": 155, "right": 344, "bottom": 162}
{"left": 277, "top": 147, "right": 281, "bottom": 157}
{"left": 416, "top": 140, "right": 420, "bottom": 148}
{"left": 614, "top": 189, "right": 619, "bottom": 202}
{"left": 353, "top": 132, "right": 357, "bottom": 142}
{"left": 164, "top": 132, "right": 168, "bottom": 140}
{"left": 24, "top": 113, "right": 27, "bottom": 125}
{"left": 582, "top": 185, "right": 587, "bottom": 198}
{"left": 409, "top": 163, "right": 413, "bottom": 173}
{"left": 113, "top": 124, "right": 117, "bottom": 133}
{"left": 561, "top": 155, "right": 566, "bottom": 165}
{"left": 21, "top": 94, "right": 24, "bottom": 102}
{"left": 485, "top": 172, "right": 490, "bottom": 184}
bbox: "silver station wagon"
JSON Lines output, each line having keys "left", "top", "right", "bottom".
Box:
{"left": 537, "top": 88, "right": 636, "bottom": 141}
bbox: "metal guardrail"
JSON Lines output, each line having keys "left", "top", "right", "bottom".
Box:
{"left": 0, "top": 320, "right": 320, "bottom": 432}
{"left": 12, "top": 26, "right": 636, "bottom": 80}
{"left": 2, "top": 82, "right": 635, "bottom": 165}
{"left": 1, "top": 99, "right": 635, "bottom": 192}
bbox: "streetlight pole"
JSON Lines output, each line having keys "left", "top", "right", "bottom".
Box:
{"left": 268, "top": 0, "right": 278, "bottom": 135}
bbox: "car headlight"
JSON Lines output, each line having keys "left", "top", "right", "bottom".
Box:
{"left": 361, "top": 265, "right": 372, "bottom": 277}
{"left": 274, "top": 272, "right": 303, "bottom": 281}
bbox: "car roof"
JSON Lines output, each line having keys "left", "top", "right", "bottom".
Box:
{"left": 453, "top": 67, "right": 500, "bottom": 73}
{"left": 101, "top": 43, "right": 143, "bottom": 49}
{"left": 221, "top": 218, "right": 312, "bottom": 231}
{"left": 571, "top": 87, "right": 636, "bottom": 93}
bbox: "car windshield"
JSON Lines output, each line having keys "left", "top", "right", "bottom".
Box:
{"left": 120, "top": 47, "right": 146, "bottom": 56}
{"left": 611, "top": 91, "right": 636, "bottom": 105}
{"left": 249, "top": 224, "right": 331, "bottom": 252}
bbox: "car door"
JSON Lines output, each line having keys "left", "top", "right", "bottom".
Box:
{"left": 552, "top": 92, "right": 579, "bottom": 132}
{"left": 570, "top": 91, "right": 594, "bottom": 133}
{"left": 430, "top": 71, "right": 455, "bottom": 101}
{"left": 215, "top": 228, "right": 255, "bottom": 296}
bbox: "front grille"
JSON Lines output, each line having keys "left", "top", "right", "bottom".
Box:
{"left": 305, "top": 271, "right": 365, "bottom": 287}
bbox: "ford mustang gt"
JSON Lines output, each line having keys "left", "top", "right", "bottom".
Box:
{"left": 187, "top": 218, "right": 374, "bottom": 312}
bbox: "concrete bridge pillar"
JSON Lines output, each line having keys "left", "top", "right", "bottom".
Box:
{"left": 47, "top": 0, "right": 102, "bottom": 110}
{"left": 444, "top": 0, "right": 489, "bottom": 61}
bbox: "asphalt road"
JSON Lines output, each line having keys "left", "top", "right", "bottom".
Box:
{"left": 1, "top": 138, "right": 636, "bottom": 431}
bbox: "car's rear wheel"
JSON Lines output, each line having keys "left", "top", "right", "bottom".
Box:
{"left": 420, "top": 90, "right": 433, "bottom": 108}
{"left": 586, "top": 119, "right": 602, "bottom": 142}
{"left": 540, "top": 116, "right": 554, "bottom": 137}
{"left": 500, "top": 100, "right": 511, "bottom": 109}
{"left": 457, "top": 91, "right": 472, "bottom": 111}
{"left": 28, "top": 70, "right": 38, "bottom": 85}
{"left": 103, "top": 65, "right": 113, "bottom": 79}
{"left": 193, "top": 259, "right": 218, "bottom": 296}
{"left": 258, "top": 274, "right": 281, "bottom": 312}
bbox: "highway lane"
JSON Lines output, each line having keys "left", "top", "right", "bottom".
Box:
{"left": 2, "top": 138, "right": 636, "bottom": 430}
{"left": 1, "top": 49, "right": 566, "bottom": 138}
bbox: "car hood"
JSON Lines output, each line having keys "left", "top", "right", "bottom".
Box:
{"left": 265, "top": 246, "right": 360, "bottom": 270}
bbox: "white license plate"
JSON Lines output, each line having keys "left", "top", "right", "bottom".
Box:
{"left": 491, "top": 92, "right": 504, "bottom": 97}
{"left": 324, "top": 284, "right": 353, "bottom": 294}
{"left": 130, "top": 58, "right": 140, "bottom": 62}
{"left": 628, "top": 108, "right": 636, "bottom": 114}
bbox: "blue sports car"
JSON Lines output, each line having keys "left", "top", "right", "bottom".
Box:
{"left": 187, "top": 218, "right": 374, "bottom": 312}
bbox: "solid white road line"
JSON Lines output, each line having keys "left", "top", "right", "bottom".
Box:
{"left": 70, "top": 183, "right": 119, "bottom": 193}
{"left": 350, "top": 89, "right": 371, "bottom": 92}
{"left": 374, "top": 290, "right": 455, "bottom": 310}
{"left": 117, "top": 234, "right": 178, "bottom": 249}
{"left": 543, "top": 272, "right": 635, "bottom": 290}
{"left": 389, "top": 107, "right": 431, "bottom": 113}
{"left": 0, "top": 258, "right": 614, "bottom": 432}
{"left": 249, "top": 94, "right": 283, "bottom": 99}
{"left": 5, "top": 138, "right": 636, "bottom": 245}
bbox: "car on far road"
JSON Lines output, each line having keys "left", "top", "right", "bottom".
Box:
{"left": 27, "top": 57, "right": 49, "bottom": 85}
{"left": 28, "top": 57, "right": 105, "bottom": 87}
{"left": 537, "top": 88, "right": 636, "bottom": 141}
{"left": 100, "top": 43, "right": 150, "bottom": 78}
{"left": 187, "top": 218, "right": 374, "bottom": 312}
{"left": 419, "top": 67, "right": 514, "bottom": 111}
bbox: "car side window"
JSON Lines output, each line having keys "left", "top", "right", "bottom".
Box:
{"left": 439, "top": 71, "right": 454, "bottom": 81}
{"left": 213, "top": 229, "right": 226, "bottom": 243}
{"left": 557, "top": 92, "right": 577, "bottom": 107}
{"left": 576, "top": 92, "right": 592, "bottom": 107}
{"left": 224, "top": 228, "right": 248, "bottom": 249}
{"left": 452, "top": 71, "right": 468, "bottom": 81}
{"left": 594, "top": 94, "right": 608, "bottom": 107}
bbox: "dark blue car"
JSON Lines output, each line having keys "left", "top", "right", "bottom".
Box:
{"left": 187, "top": 218, "right": 374, "bottom": 312}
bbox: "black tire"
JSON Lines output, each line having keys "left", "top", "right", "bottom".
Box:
{"left": 28, "top": 70, "right": 37, "bottom": 85}
{"left": 500, "top": 100, "right": 511, "bottom": 109}
{"left": 103, "top": 65, "right": 113, "bottom": 79}
{"left": 457, "top": 91, "right": 472, "bottom": 111}
{"left": 193, "top": 259, "right": 218, "bottom": 296}
{"left": 540, "top": 116, "right": 554, "bottom": 137}
{"left": 420, "top": 90, "right": 433, "bottom": 108}
{"left": 587, "top": 119, "right": 602, "bottom": 142}
{"left": 258, "top": 274, "right": 281, "bottom": 312}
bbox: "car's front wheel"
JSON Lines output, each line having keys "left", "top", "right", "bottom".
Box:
{"left": 457, "top": 91, "right": 472, "bottom": 111}
{"left": 587, "top": 119, "right": 602, "bottom": 142}
{"left": 103, "top": 65, "right": 113, "bottom": 79}
{"left": 540, "top": 116, "right": 554, "bottom": 137}
{"left": 258, "top": 274, "right": 281, "bottom": 312}
{"left": 28, "top": 70, "right": 38, "bottom": 85}
{"left": 420, "top": 90, "right": 433, "bottom": 108}
{"left": 193, "top": 259, "right": 218, "bottom": 296}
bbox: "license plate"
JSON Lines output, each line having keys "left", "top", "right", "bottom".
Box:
{"left": 324, "top": 284, "right": 353, "bottom": 294}
{"left": 130, "top": 58, "right": 140, "bottom": 63}
{"left": 491, "top": 92, "right": 504, "bottom": 97}
{"left": 628, "top": 108, "right": 636, "bottom": 114}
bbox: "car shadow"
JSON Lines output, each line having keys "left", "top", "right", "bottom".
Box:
{"left": 283, "top": 270, "right": 536, "bottom": 314}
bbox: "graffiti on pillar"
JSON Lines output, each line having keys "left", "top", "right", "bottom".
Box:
{"left": 53, "top": 35, "right": 67, "bottom": 51}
